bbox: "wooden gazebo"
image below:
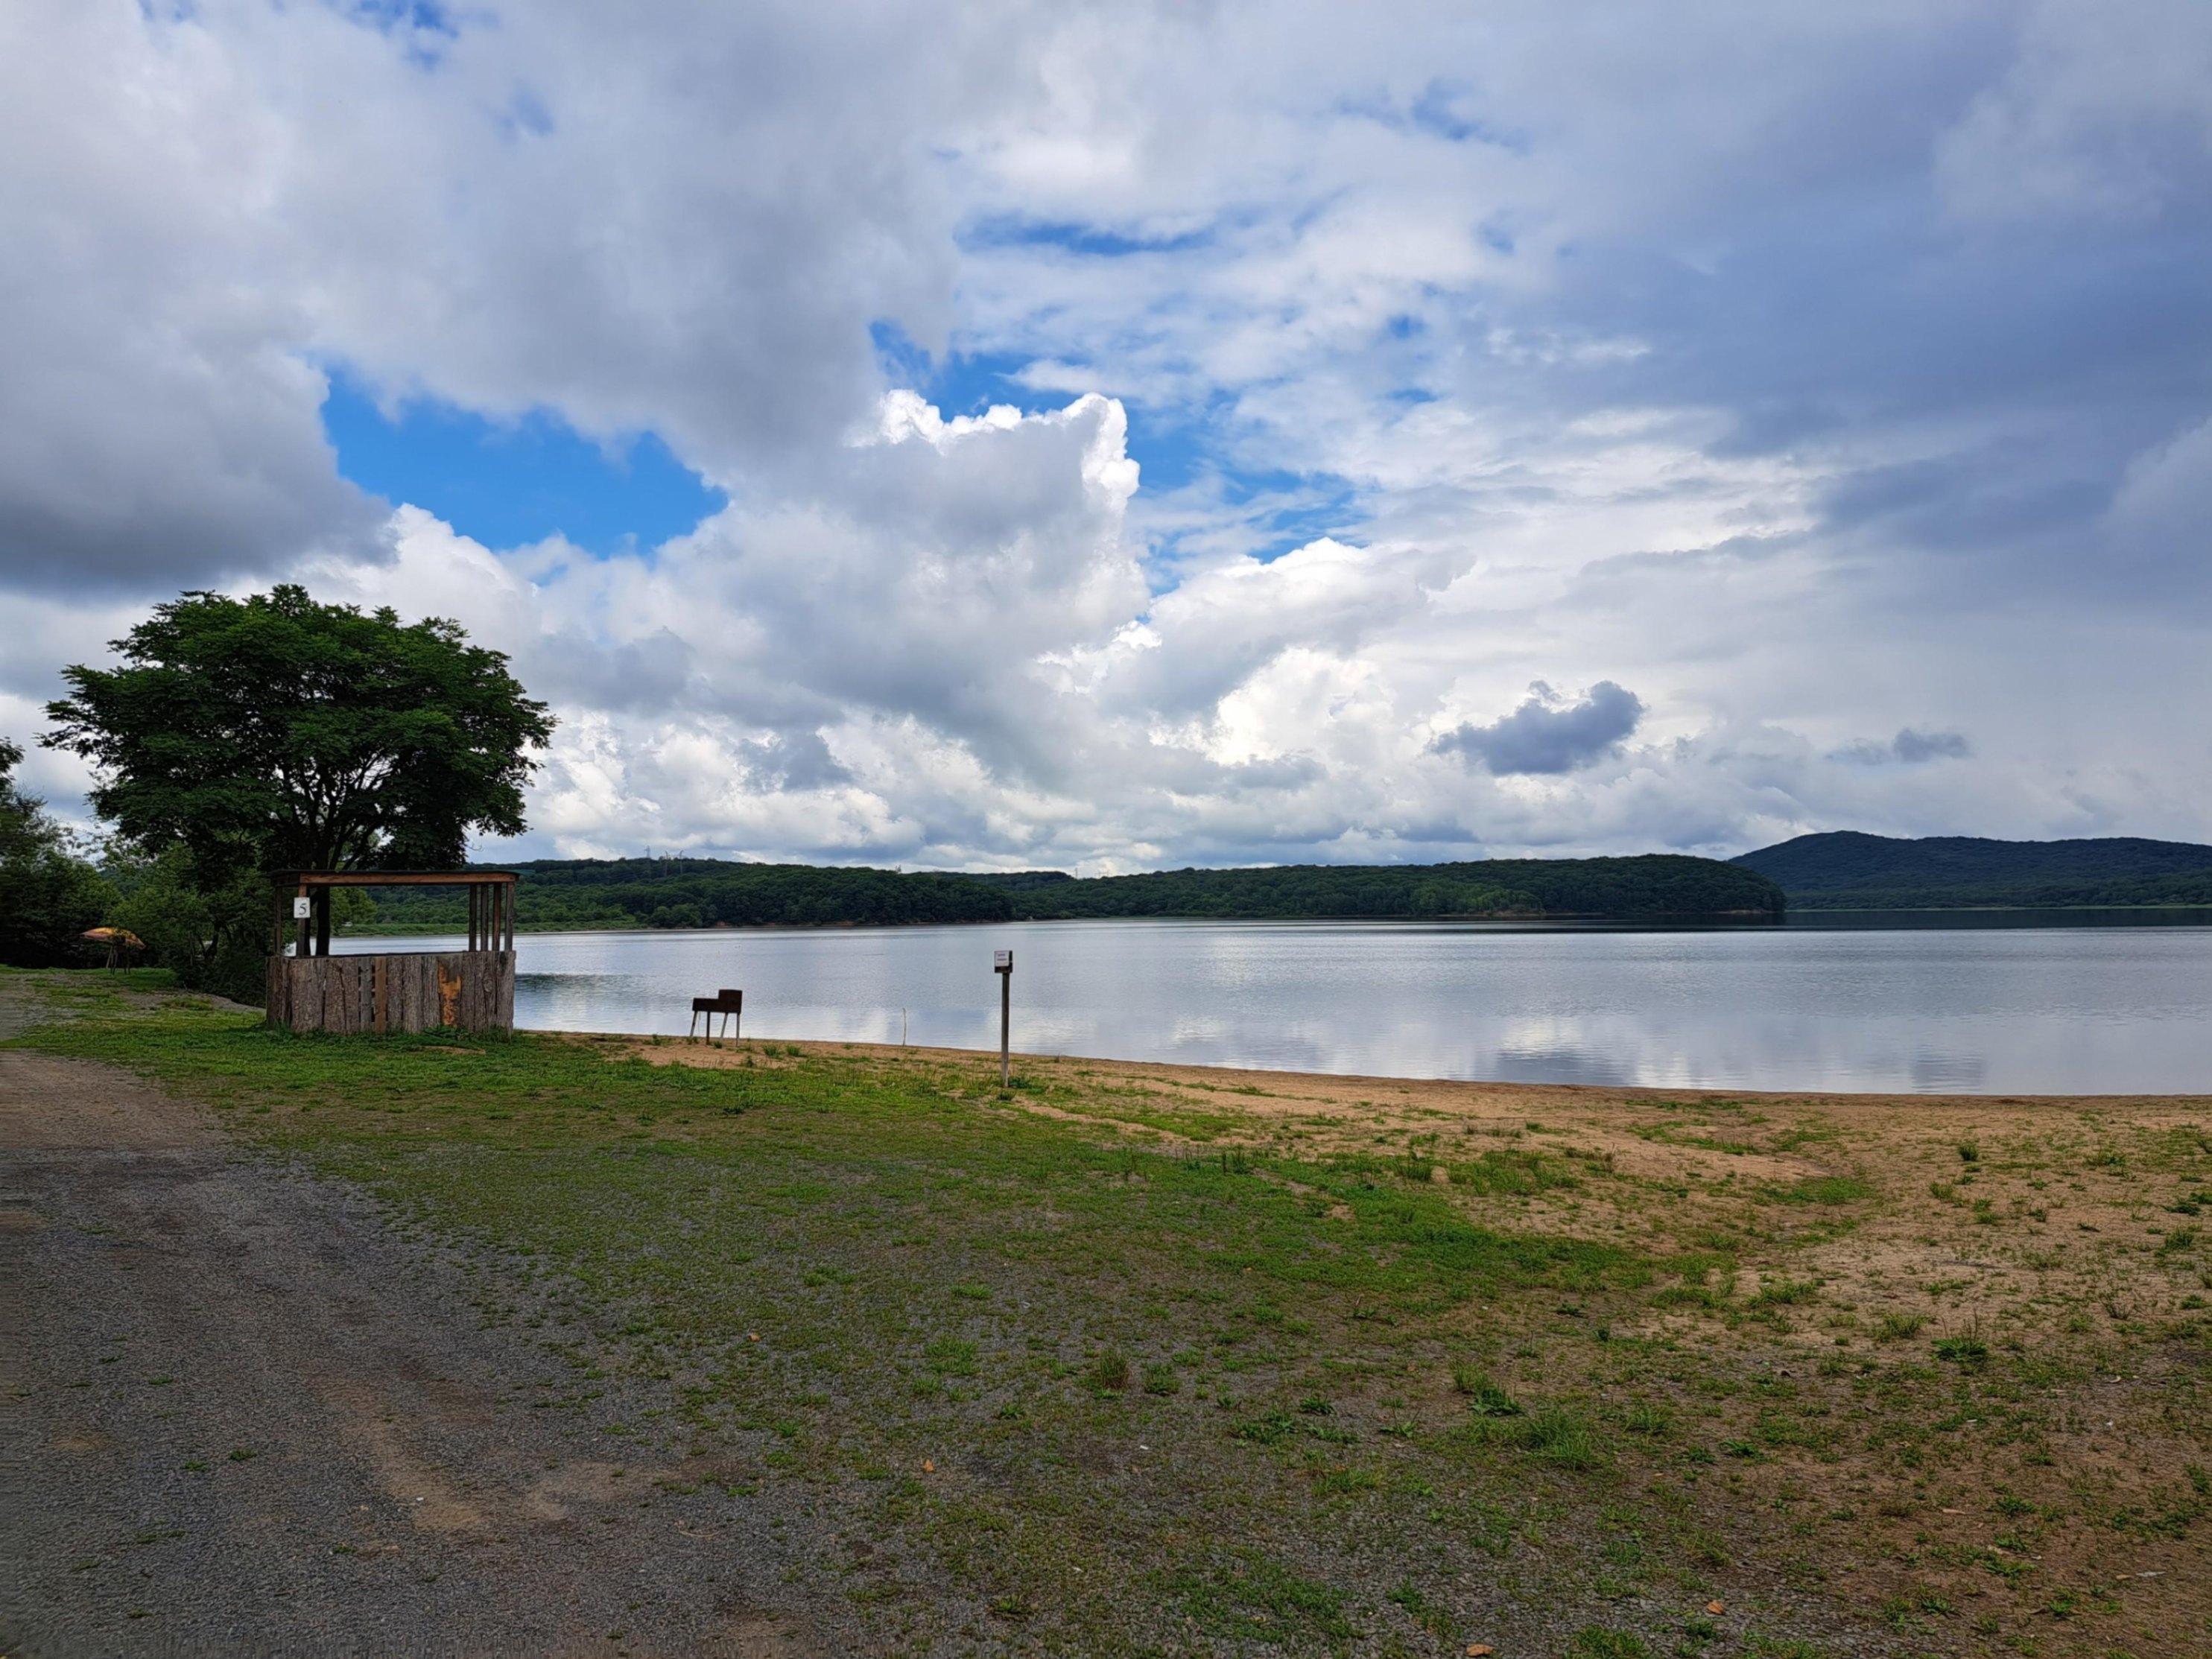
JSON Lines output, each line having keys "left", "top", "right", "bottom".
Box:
{"left": 265, "top": 870, "right": 517, "bottom": 1035}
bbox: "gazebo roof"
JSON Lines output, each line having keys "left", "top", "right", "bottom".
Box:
{"left": 268, "top": 869, "right": 519, "bottom": 888}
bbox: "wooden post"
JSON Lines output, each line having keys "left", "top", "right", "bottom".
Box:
{"left": 314, "top": 888, "right": 332, "bottom": 958}
{"left": 994, "top": 950, "right": 1012, "bottom": 1089}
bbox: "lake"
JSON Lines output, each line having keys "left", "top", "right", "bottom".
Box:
{"left": 339, "top": 913, "right": 2212, "bottom": 1095}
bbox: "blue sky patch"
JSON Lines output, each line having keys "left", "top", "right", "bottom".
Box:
{"left": 961, "top": 215, "right": 1214, "bottom": 258}
{"left": 321, "top": 372, "right": 724, "bottom": 554}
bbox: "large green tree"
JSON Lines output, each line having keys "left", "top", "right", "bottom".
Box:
{"left": 0, "top": 737, "right": 114, "bottom": 966}
{"left": 44, "top": 586, "right": 556, "bottom": 884}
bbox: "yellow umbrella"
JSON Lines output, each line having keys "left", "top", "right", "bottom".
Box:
{"left": 80, "top": 927, "right": 145, "bottom": 970}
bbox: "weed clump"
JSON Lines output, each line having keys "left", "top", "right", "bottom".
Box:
{"left": 1934, "top": 1333, "right": 1991, "bottom": 1365}
{"left": 1452, "top": 1364, "right": 1521, "bottom": 1418}
{"left": 1512, "top": 1404, "right": 1605, "bottom": 1471}
{"left": 1234, "top": 1409, "right": 1299, "bottom": 1445}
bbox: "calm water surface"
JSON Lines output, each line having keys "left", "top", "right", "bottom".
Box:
{"left": 344, "top": 915, "right": 2211, "bottom": 1095}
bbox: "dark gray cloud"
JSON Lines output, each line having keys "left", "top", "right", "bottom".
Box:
{"left": 1892, "top": 729, "right": 1972, "bottom": 764}
{"left": 1834, "top": 729, "right": 1974, "bottom": 767}
{"left": 519, "top": 628, "right": 694, "bottom": 715}
{"left": 1433, "top": 682, "right": 1646, "bottom": 776}
{"left": 745, "top": 731, "right": 852, "bottom": 792}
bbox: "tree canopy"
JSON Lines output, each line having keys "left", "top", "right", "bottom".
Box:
{"left": 44, "top": 586, "right": 554, "bottom": 884}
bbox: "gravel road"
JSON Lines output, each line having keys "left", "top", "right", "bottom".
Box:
{"left": 0, "top": 1000, "right": 826, "bottom": 1658}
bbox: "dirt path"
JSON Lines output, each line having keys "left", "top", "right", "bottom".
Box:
{"left": 0, "top": 1038, "right": 823, "bottom": 1658}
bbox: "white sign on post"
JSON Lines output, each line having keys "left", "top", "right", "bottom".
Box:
{"left": 292, "top": 896, "right": 312, "bottom": 920}
{"left": 994, "top": 950, "right": 1012, "bottom": 969}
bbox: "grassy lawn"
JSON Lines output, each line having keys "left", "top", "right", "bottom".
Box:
{"left": 8, "top": 968, "right": 2209, "bottom": 1657}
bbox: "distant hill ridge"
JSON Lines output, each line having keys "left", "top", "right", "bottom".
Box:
{"left": 1732, "top": 831, "right": 2212, "bottom": 910}
{"left": 358, "top": 853, "right": 1784, "bottom": 932}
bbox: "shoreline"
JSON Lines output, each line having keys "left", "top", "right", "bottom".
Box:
{"left": 612, "top": 1030, "right": 2212, "bottom": 1109}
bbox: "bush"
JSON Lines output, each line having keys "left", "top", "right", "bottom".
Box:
{"left": 0, "top": 737, "right": 113, "bottom": 967}
{"left": 106, "top": 845, "right": 267, "bottom": 1004}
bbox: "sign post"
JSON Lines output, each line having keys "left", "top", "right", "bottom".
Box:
{"left": 993, "top": 949, "right": 1012, "bottom": 1089}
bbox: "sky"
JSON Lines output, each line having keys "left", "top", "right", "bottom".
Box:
{"left": 4, "top": 0, "right": 2209, "bottom": 873}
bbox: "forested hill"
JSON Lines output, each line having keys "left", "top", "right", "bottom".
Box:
{"left": 1733, "top": 831, "right": 2212, "bottom": 909}
{"left": 964, "top": 856, "right": 1781, "bottom": 921}
{"left": 358, "top": 853, "right": 1784, "bottom": 933}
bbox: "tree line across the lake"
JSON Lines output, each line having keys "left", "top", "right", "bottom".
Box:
{"left": 355, "top": 852, "right": 1787, "bottom": 933}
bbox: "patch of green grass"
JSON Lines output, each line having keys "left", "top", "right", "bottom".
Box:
{"left": 1767, "top": 1176, "right": 1874, "bottom": 1206}
{"left": 1743, "top": 1639, "right": 1827, "bottom": 1659}
{"left": 1445, "top": 1148, "right": 1579, "bottom": 1196}
{"left": 922, "top": 1337, "right": 979, "bottom": 1378}
{"left": 1071, "top": 1096, "right": 1248, "bottom": 1142}
{"left": 1749, "top": 1276, "right": 1819, "bottom": 1308}
{"left": 1568, "top": 1626, "right": 1652, "bottom": 1657}
{"left": 1468, "top": 1401, "right": 1606, "bottom": 1471}
{"left": 1614, "top": 1400, "right": 1672, "bottom": 1438}
{"left": 1516, "top": 1404, "right": 1606, "bottom": 1470}
{"left": 1159, "top": 1550, "right": 1356, "bottom": 1646}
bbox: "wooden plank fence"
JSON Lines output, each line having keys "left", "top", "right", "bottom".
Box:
{"left": 266, "top": 950, "right": 516, "bottom": 1035}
